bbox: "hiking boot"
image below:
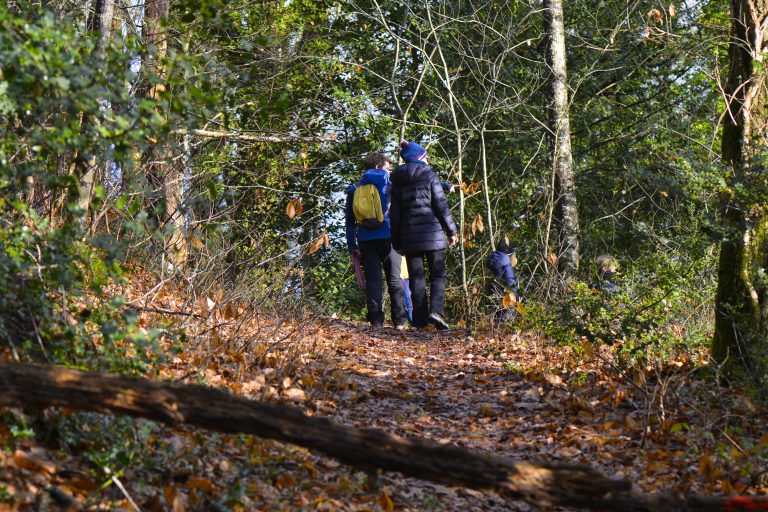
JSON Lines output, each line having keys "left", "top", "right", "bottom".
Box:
{"left": 370, "top": 321, "right": 384, "bottom": 329}
{"left": 429, "top": 313, "right": 450, "bottom": 331}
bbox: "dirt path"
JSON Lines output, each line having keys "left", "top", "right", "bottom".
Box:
{"left": 311, "top": 320, "right": 626, "bottom": 511}
{"left": 3, "top": 317, "right": 766, "bottom": 511}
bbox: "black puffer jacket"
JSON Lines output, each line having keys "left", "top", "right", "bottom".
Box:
{"left": 390, "top": 162, "right": 457, "bottom": 253}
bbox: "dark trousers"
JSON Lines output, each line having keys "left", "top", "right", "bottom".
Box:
{"left": 359, "top": 239, "right": 406, "bottom": 326}
{"left": 405, "top": 250, "right": 446, "bottom": 328}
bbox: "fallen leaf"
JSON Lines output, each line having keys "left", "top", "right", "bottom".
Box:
{"left": 378, "top": 488, "right": 394, "bottom": 512}
{"left": 285, "top": 387, "right": 306, "bottom": 401}
{"left": 187, "top": 476, "right": 214, "bottom": 494}
{"left": 13, "top": 450, "right": 56, "bottom": 475}
{"left": 276, "top": 473, "right": 296, "bottom": 489}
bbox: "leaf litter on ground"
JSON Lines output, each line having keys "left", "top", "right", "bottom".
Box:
{"left": 1, "top": 273, "right": 767, "bottom": 511}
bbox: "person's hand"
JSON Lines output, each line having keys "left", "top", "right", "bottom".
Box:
{"left": 449, "top": 184, "right": 457, "bottom": 194}
{"left": 449, "top": 234, "right": 459, "bottom": 247}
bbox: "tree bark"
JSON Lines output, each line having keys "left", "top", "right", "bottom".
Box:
{"left": 544, "top": 0, "right": 580, "bottom": 276}
{"left": 1, "top": 362, "right": 766, "bottom": 512}
{"left": 713, "top": 0, "right": 768, "bottom": 377}
{"left": 143, "top": 0, "right": 187, "bottom": 268}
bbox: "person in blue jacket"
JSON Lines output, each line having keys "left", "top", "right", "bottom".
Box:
{"left": 486, "top": 236, "right": 519, "bottom": 324}
{"left": 345, "top": 153, "right": 407, "bottom": 328}
{"left": 390, "top": 141, "right": 458, "bottom": 330}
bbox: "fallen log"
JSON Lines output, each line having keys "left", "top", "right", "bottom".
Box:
{"left": 0, "top": 362, "right": 765, "bottom": 511}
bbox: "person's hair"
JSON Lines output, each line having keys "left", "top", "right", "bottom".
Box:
{"left": 496, "top": 234, "right": 515, "bottom": 255}
{"left": 595, "top": 254, "right": 618, "bottom": 274}
{"left": 364, "top": 152, "right": 393, "bottom": 169}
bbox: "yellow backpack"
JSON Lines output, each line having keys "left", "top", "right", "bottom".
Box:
{"left": 352, "top": 184, "right": 384, "bottom": 229}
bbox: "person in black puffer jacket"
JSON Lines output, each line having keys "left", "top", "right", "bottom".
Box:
{"left": 390, "top": 140, "right": 458, "bottom": 329}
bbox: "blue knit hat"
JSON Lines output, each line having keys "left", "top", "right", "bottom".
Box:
{"left": 400, "top": 140, "right": 427, "bottom": 163}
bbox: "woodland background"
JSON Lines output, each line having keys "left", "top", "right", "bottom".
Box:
{"left": 0, "top": 0, "right": 767, "bottom": 510}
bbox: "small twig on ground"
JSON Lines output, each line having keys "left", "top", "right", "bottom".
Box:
{"left": 105, "top": 466, "right": 142, "bottom": 512}
{"left": 126, "top": 303, "right": 203, "bottom": 319}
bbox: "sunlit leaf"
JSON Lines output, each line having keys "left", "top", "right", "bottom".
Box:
{"left": 547, "top": 253, "right": 558, "bottom": 267}
{"left": 286, "top": 198, "right": 302, "bottom": 219}
{"left": 502, "top": 290, "right": 517, "bottom": 309}
{"left": 378, "top": 488, "right": 394, "bottom": 512}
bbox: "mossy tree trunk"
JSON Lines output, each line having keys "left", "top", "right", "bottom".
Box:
{"left": 713, "top": 0, "right": 768, "bottom": 378}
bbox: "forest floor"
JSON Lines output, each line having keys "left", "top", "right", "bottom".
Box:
{"left": 1, "top": 279, "right": 768, "bottom": 511}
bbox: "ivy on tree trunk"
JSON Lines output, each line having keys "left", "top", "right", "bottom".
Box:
{"left": 713, "top": 0, "right": 768, "bottom": 379}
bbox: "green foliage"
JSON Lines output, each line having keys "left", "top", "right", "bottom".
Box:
{"left": 0, "top": 6, "right": 167, "bottom": 373}
{"left": 528, "top": 251, "right": 714, "bottom": 367}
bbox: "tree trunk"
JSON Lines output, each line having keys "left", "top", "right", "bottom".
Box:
{"left": 143, "top": 0, "right": 187, "bottom": 269}
{"left": 2, "top": 362, "right": 767, "bottom": 512}
{"left": 713, "top": 0, "right": 768, "bottom": 378}
{"left": 544, "top": 0, "right": 580, "bottom": 276}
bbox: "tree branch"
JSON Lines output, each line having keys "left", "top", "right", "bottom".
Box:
{"left": 0, "top": 362, "right": 765, "bottom": 512}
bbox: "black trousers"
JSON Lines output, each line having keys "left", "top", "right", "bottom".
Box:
{"left": 405, "top": 249, "right": 446, "bottom": 328}
{"left": 359, "top": 239, "right": 407, "bottom": 325}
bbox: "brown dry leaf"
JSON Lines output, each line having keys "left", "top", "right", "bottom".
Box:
{"left": 309, "top": 232, "right": 329, "bottom": 254}
{"left": 544, "top": 373, "right": 564, "bottom": 387}
{"left": 669, "top": 3, "right": 677, "bottom": 16}
{"left": 206, "top": 297, "right": 216, "bottom": 311}
{"left": 546, "top": 253, "right": 558, "bottom": 267}
{"left": 303, "top": 459, "right": 318, "bottom": 478}
{"left": 647, "top": 8, "right": 663, "bottom": 23}
{"left": 460, "top": 181, "right": 482, "bottom": 195}
{"left": 276, "top": 473, "right": 296, "bottom": 489}
{"left": 286, "top": 198, "right": 303, "bottom": 219}
{"left": 187, "top": 476, "right": 214, "bottom": 494}
{"left": 377, "top": 488, "right": 395, "bottom": 512}
{"left": 471, "top": 214, "right": 484, "bottom": 235}
{"left": 285, "top": 387, "right": 306, "bottom": 401}
{"left": 225, "top": 302, "right": 239, "bottom": 320}
{"left": 12, "top": 450, "right": 57, "bottom": 475}
{"left": 699, "top": 454, "right": 720, "bottom": 482}
{"left": 64, "top": 474, "right": 98, "bottom": 492}
{"left": 477, "top": 403, "right": 497, "bottom": 417}
{"left": 502, "top": 290, "right": 517, "bottom": 309}
{"left": 172, "top": 493, "right": 186, "bottom": 512}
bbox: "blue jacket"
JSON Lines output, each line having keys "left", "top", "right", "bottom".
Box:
{"left": 591, "top": 273, "right": 619, "bottom": 293}
{"left": 486, "top": 251, "right": 518, "bottom": 290}
{"left": 390, "top": 162, "right": 457, "bottom": 253}
{"left": 345, "top": 169, "right": 392, "bottom": 253}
